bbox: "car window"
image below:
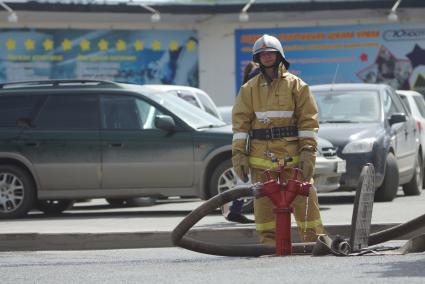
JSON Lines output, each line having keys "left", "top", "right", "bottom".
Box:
{"left": 101, "top": 95, "right": 164, "bottom": 130}
{"left": 387, "top": 89, "right": 406, "bottom": 114}
{"left": 135, "top": 98, "right": 164, "bottom": 129}
{"left": 101, "top": 95, "right": 140, "bottom": 130}
{"left": 0, "top": 94, "right": 44, "bottom": 127}
{"left": 194, "top": 90, "right": 220, "bottom": 118}
{"left": 314, "top": 90, "right": 380, "bottom": 122}
{"left": 35, "top": 95, "right": 98, "bottom": 130}
{"left": 382, "top": 89, "right": 398, "bottom": 116}
{"left": 399, "top": 95, "right": 412, "bottom": 114}
{"left": 167, "top": 90, "right": 201, "bottom": 108}
{"left": 149, "top": 92, "right": 225, "bottom": 129}
{"left": 413, "top": 96, "right": 425, "bottom": 118}
{"left": 119, "top": 83, "right": 226, "bottom": 128}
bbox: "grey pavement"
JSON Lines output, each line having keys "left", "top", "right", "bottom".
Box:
{"left": 0, "top": 190, "right": 424, "bottom": 252}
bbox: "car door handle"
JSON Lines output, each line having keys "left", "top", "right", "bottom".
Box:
{"left": 24, "top": 142, "right": 39, "bottom": 147}
{"left": 108, "top": 143, "right": 123, "bottom": 147}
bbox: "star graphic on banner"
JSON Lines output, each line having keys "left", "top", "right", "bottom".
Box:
{"left": 43, "top": 39, "right": 54, "bottom": 51}
{"left": 6, "top": 39, "right": 16, "bottom": 50}
{"left": 62, "top": 39, "right": 72, "bottom": 51}
{"left": 24, "top": 39, "right": 35, "bottom": 50}
{"left": 169, "top": 41, "right": 179, "bottom": 51}
{"left": 98, "top": 39, "right": 108, "bottom": 51}
{"left": 80, "top": 39, "right": 90, "bottom": 51}
{"left": 360, "top": 53, "right": 368, "bottom": 62}
{"left": 134, "top": 40, "right": 144, "bottom": 51}
{"left": 116, "top": 39, "right": 126, "bottom": 51}
{"left": 413, "top": 73, "right": 425, "bottom": 89}
{"left": 151, "top": 40, "right": 161, "bottom": 51}
{"left": 406, "top": 44, "right": 425, "bottom": 69}
{"left": 357, "top": 45, "right": 412, "bottom": 90}
{"left": 186, "top": 40, "right": 196, "bottom": 51}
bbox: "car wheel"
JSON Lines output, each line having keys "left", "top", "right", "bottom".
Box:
{"left": 209, "top": 159, "right": 254, "bottom": 214}
{"left": 374, "top": 153, "right": 399, "bottom": 202}
{"left": 0, "top": 165, "right": 36, "bottom": 219}
{"left": 37, "top": 199, "right": 75, "bottom": 215}
{"left": 402, "top": 153, "right": 423, "bottom": 196}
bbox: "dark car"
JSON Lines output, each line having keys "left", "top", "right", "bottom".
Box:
{"left": 0, "top": 80, "right": 234, "bottom": 219}
{"left": 311, "top": 83, "right": 422, "bottom": 202}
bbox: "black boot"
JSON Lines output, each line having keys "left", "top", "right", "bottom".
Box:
{"left": 226, "top": 213, "right": 255, "bottom": 224}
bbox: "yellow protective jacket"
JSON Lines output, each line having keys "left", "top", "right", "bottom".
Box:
{"left": 232, "top": 64, "right": 319, "bottom": 170}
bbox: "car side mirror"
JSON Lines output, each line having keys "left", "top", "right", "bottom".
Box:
{"left": 388, "top": 113, "right": 407, "bottom": 125}
{"left": 155, "top": 115, "right": 176, "bottom": 131}
{"left": 16, "top": 117, "right": 32, "bottom": 128}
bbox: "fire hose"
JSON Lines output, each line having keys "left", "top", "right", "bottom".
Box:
{"left": 171, "top": 173, "right": 425, "bottom": 257}
{"left": 171, "top": 184, "right": 316, "bottom": 257}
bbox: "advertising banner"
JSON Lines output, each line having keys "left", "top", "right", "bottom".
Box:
{"left": 0, "top": 29, "right": 198, "bottom": 86}
{"left": 235, "top": 24, "right": 425, "bottom": 93}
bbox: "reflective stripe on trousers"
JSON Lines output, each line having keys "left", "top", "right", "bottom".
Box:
{"left": 252, "top": 168, "right": 326, "bottom": 244}
{"left": 249, "top": 155, "right": 299, "bottom": 170}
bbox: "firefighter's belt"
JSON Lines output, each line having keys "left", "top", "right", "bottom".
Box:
{"left": 249, "top": 126, "right": 298, "bottom": 140}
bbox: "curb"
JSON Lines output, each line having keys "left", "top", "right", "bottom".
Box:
{"left": 2, "top": 223, "right": 423, "bottom": 252}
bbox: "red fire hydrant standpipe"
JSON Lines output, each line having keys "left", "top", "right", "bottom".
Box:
{"left": 256, "top": 165, "right": 310, "bottom": 256}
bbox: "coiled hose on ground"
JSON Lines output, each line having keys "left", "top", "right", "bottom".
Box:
{"left": 171, "top": 185, "right": 425, "bottom": 257}
{"left": 171, "top": 185, "right": 315, "bottom": 257}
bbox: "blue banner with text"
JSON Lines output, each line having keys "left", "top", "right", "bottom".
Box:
{"left": 235, "top": 24, "right": 425, "bottom": 92}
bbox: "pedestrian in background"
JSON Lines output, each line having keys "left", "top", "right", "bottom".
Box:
{"left": 222, "top": 61, "right": 260, "bottom": 224}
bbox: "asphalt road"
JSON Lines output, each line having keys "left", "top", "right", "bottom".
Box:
{"left": 0, "top": 247, "right": 424, "bottom": 284}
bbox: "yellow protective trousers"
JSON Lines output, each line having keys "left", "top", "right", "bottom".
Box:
{"left": 252, "top": 168, "right": 326, "bottom": 245}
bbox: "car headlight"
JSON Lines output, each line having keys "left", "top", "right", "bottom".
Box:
{"left": 342, "top": 138, "right": 375, "bottom": 154}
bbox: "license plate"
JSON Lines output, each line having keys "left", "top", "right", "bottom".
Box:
{"left": 337, "top": 160, "right": 346, "bottom": 173}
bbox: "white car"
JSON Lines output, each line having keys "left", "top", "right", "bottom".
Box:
{"left": 144, "top": 84, "right": 222, "bottom": 120}
{"left": 217, "top": 105, "right": 346, "bottom": 193}
{"left": 398, "top": 90, "right": 425, "bottom": 187}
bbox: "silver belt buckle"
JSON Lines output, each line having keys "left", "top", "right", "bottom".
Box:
{"left": 259, "top": 117, "right": 271, "bottom": 124}
{"left": 270, "top": 127, "right": 280, "bottom": 139}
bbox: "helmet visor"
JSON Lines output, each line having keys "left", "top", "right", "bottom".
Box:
{"left": 254, "top": 47, "right": 278, "bottom": 55}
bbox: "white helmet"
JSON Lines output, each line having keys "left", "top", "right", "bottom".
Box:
{"left": 252, "top": 34, "right": 290, "bottom": 69}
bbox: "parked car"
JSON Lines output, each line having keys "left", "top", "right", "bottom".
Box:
{"left": 0, "top": 79, "right": 234, "bottom": 219}
{"left": 217, "top": 105, "right": 232, "bottom": 125}
{"left": 216, "top": 105, "right": 346, "bottom": 193}
{"left": 311, "top": 83, "right": 422, "bottom": 202}
{"left": 397, "top": 90, "right": 425, "bottom": 188}
{"left": 144, "top": 84, "right": 222, "bottom": 120}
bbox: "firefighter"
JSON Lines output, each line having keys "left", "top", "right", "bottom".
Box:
{"left": 231, "top": 34, "right": 326, "bottom": 245}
